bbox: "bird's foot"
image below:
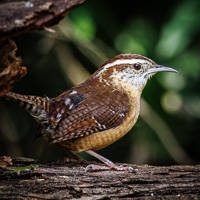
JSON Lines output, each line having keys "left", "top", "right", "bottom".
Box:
{"left": 85, "top": 150, "right": 134, "bottom": 172}
{"left": 85, "top": 163, "right": 133, "bottom": 172}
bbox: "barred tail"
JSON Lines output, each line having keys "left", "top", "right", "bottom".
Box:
{"left": 5, "top": 92, "right": 50, "bottom": 123}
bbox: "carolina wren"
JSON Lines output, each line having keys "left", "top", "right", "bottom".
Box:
{"left": 5, "top": 54, "right": 177, "bottom": 171}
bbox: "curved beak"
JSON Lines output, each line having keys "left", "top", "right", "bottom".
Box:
{"left": 148, "top": 64, "right": 178, "bottom": 74}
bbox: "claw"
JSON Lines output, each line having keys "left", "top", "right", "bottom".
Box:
{"left": 85, "top": 164, "right": 134, "bottom": 172}
{"left": 85, "top": 150, "right": 134, "bottom": 172}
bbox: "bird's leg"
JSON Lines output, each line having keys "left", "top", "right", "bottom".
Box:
{"left": 85, "top": 150, "right": 133, "bottom": 171}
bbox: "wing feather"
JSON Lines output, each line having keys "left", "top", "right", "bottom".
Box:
{"left": 46, "top": 86, "right": 130, "bottom": 144}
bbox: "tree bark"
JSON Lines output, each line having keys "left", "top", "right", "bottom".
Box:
{"left": 0, "top": 0, "right": 86, "bottom": 40}
{"left": 0, "top": 0, "right": 86, "bottom": 96}
{"left": 0, "top": 157, "right": 199, "bottom": 199}
{"left": 0, "top": 39, "right": 27, "bottom": 96}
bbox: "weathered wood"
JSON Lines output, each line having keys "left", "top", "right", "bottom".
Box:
{"left": 0, "top": 0, "right": 86, "bottom": 96}
{"left": 0, "top": 0, "right": 86, "bottom": 40}
{"left": 0, "top": 157, "right": 199, "bottom": 199}
{"left": 0, "top": 39, "right": 27, "bottom": 96}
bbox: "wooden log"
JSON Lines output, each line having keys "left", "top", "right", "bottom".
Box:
{"left": 0, "top": 157, "right": 199, "bottom": 199}
{"left": 0, "top": 0, "right": 86, "bottom": 40}
{"left": 0, "top": 39, "right": 27, "bottom": 96}
{"left": 0, "top": 0, "right": 86, "bottom": 95}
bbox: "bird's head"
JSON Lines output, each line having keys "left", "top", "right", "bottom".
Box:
{"left": 96, "top": 54, "right": 177, "bottom": 92}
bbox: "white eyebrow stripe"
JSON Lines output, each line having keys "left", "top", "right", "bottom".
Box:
{"left": 97, "top": 58, "right": 151, "bottom": 76}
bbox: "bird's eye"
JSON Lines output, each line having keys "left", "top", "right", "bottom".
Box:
{"left": 134, "top": 63, "right": 141, "bottom": 70}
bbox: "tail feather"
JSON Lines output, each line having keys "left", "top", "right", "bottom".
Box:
{"left": 5, "top": 92, "right": 50, "bottom": 123}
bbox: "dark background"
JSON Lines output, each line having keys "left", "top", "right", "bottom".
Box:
{"left": 0, "top": 0, "right": 200, "bottom": 165}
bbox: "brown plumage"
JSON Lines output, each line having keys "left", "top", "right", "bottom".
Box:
{"left": 5, "top": 92, "right": 49, "bottom": 123}
{"left": 5, "top": 54, "right": 178, "bottom": 171}
{"left": 49, "top": 80, "right": 129, "bottom": 140}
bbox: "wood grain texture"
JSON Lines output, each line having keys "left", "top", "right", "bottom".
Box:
{"left": 0, "top": 0, "right": 87, "bottom": 95}
{"left": 0, "top": 0, "right": 86, "bottom": 40}
{"left": 0, "top": 157, "right": 199, "bottom": 199}
{"left": 0, "top": 40, "right": 27, "bottom": 96}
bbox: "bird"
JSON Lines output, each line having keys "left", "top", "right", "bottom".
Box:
{"left": 5, "top": 54, "right": 178, "bottom": 171}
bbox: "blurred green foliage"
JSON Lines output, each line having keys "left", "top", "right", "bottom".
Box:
{"left": 0, "top": 0, "right": 200, "bottom": 165}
